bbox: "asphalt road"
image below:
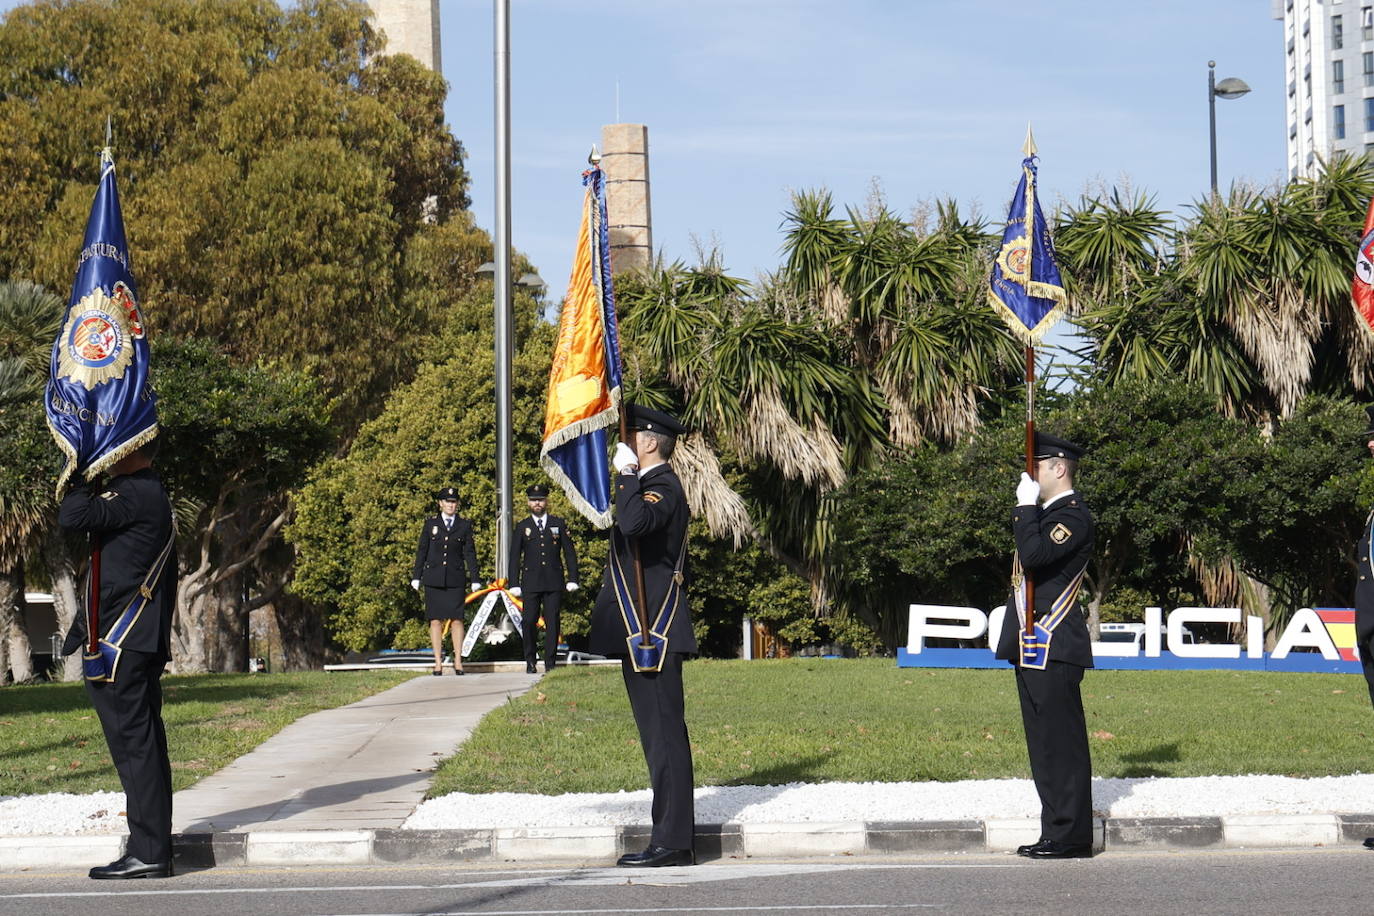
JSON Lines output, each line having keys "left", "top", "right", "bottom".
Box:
{"left": 0, "top": 849, "right": 1369, "bottom": 916}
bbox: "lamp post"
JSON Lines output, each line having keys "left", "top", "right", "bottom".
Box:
{"left": 1208, "top": 60, "right": 1252, "bottom": 196}
{"left": 493, "top": 0, "right": 514, "bottom": 580}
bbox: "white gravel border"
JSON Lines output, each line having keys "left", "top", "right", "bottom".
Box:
{"left": 7, "top": 774, "right": 1374, "bottom": 836}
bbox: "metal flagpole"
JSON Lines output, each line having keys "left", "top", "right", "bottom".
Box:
{"left": 1021, "top": 124, "right": 1037, "bottom": 637}
{"left": 1023, "top": 343, "right": 1036, "bottom": 636}
{"left": 493, "top": 0, "right": 513, "bottom": 579}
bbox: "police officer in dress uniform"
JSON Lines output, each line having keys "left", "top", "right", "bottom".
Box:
{"left": 1354, "top": 408, "right": 1374, "bottom": 850}
{"left": 995, "top": 432, "right": 1096, "bottom": 860}
{"left": 507, "top": 483, "right": 580, "bottom": 674}
{"left": 590, "top": 404, "right": 697, "bottom": 868}
{"left": 59, "top": 440, "right": 177, "bottom": 879}
{"left": 411, "top": 487, "right": 482, "bottom": 675}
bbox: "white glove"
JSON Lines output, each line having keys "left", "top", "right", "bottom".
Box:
{"left": 1016, "top": 472, "right": 1040, "bottom": 506}
{"left": 613, "top": 442, "right": 639, "bottom": 474}
{"left": 566, "top": 581, "right": 580, "bottom": 592}
{"left": 509, "top": 586, "right": 522, "bottom": 597}
{"left": 410, "top": 579, "right": 420, "bottom": 591}
{"left": 470, "top": 582, "right": 484, "bottom": 592}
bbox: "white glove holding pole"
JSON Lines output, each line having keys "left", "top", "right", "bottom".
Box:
{"left": 410, "top": 579, "right": 420, "bottom": 591}
{"left": 470, "top": 582, "right": 483, "bottom": 592}
{"left": 566, "top": 582, "right": 579, "bottom": 593}
{"left": 509, "top": 586, "right": 522, "bottom": 597}
{"left": 1016, "top": 472, "right": 1040, "bottom": 507}
{"left": 613, "top": 442, "right": 639, "bottom": 474}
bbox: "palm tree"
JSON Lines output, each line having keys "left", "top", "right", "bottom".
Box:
{"left": 616, "top": 190, "right": 1025, "bottom": 638}
{"left": 0, "top": 280, "right": 64, "bottom": 682}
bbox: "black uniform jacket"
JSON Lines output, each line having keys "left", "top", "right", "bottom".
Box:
{"left": 995, "top": 492, "right": 1095, "bottom": 668}
{"left": 507, "top": 514, "right": 579, "bottom": 591}
{"left": 412, "top": 515, "right": 480, "bottom": 588}
{"left": 1356, "top": 509, "right": 1374, "bottom": 642}
{"left": 58, "top": 468, "right": 176, "bottom": 661}
{"left": 589, "top": 463, "right": 697, "bottom": 657}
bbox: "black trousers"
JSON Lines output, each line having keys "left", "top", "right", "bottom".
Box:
{"left": 85, "top": 649, "right": 173, "bottom": 864}
{"left": 1015, "top": 661, "right": 1092, "bottom": 845}
{"left": 621, "top": 654, "right": 694, "bottom": 850}
{"left": 520, "top": 590, "right": 563, "bottom": 667}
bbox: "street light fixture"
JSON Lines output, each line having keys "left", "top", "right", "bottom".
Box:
{"left": 1208, "top": 60, "right": 1252, "bottom": 196}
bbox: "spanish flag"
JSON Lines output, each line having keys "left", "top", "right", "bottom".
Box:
{"left": 539, "top": 166, "right": 624, "bottom": 528}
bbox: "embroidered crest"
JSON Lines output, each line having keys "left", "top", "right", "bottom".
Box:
{"left": 525, "top": 527, "right": 532, "bottom": 537}
{"left": 996, "top": 236, "right": 1031, "bottom": 287}
{"left": 643, "top": 490, "right": 663, "bottom": 504}
{"left": 431, "top": 525, "right": 438, "bottom": 535}
{"left": 57, "top": 286, "right": 136, "bottom": 391}
{"left": 1050, "top": 523, "right": 1072, "bottom": 544}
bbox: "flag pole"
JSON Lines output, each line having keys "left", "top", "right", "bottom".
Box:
{"left": 1021, "top": 124, "right": 1038, "bottom": 637}
{"left": 1023, "top": 344, "right": 1036, "bottom": 636}
{"left": 617, "top": 408, "right": 653, "bottom": 650}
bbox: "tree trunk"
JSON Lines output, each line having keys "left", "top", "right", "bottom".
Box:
{"left": 5, "top": 566, "right": 34, "bottom": 683}
{"left": 0, "top": 568, "right": 24, "bottom": 683}
{"left": 43, "top": 526, "right": 83, "bottom": 682}
{"left": 270, "top": 592, "right": 326, "bottom": 670}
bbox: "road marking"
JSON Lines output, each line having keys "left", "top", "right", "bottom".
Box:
{"left": 0, "top": 861, "right": 1012, "bottom": 899}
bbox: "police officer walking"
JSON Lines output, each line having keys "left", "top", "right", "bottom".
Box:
{"left": 411, "top": 487, "right": 482, "bottom": 675}
{"left": 590, "top": 405, "right": 697, "bottom": 868}
{"left": 507, "top": 483, "right": 579, "bottom": 674}
{"left": 995, "top": 433, "right": 1096, "bottom": 860}
{"left": 59, "top": 439, "right": 177, "bottom": 880}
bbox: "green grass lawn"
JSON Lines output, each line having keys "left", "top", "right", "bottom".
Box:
{"left": 0, "top": 670, "right": 418, "bottom": 796}
{"left": 429, "top": 658, "right": 1374, "bottom": 797}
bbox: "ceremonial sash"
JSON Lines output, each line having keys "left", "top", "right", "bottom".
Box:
{"left": 610, "top": 530, "right": 689, "bottom": 673}
{"left": 84, "top": 527, "right": 175, "bottom": 683}
{"left": 1012, "top": 553, "right": 1088, "bottom": 671}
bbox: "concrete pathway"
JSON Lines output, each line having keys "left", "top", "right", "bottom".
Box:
{"left": 170, "top": 669, "right": 538, "bottom": 834}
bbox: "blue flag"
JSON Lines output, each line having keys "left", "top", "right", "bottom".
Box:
{"left": 987, "top": 154, "right": 1068, "bottom": 344}
{"left": 539, "top": 167, "right": 624, "bottom": 528}
{"left": 46, "top": 149, "right": 158, "bottom": 494}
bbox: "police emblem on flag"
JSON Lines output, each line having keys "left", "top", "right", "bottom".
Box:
{"left": 57, "top": 286, "right": 137, "bottom": 390}
{"left": 1357, "top": 228, "right": 1374, "bottom": 289}
{"left": 997, "top": 237, "right": 1031, "bottom": 286}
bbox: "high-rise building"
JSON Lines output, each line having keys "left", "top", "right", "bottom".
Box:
{"left": 368, "top": 0, "right": 441, "bottom": 72}
{"left": 1275, "top": 0, "right": 1371, "bottom": 178}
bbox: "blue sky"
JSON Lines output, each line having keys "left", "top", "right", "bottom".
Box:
{"left": 441, "top": 0, "right": 1285, "bottom": 310}
{"left": 0, "top": 0, "right": 1285, "bottom": 333}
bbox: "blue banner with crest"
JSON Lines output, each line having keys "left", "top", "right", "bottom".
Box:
{"left": 46, "top": 149, "right": 158, "bottom": 494}
{"left": 987, "top": 154, "right": 1067, "bottom": 344}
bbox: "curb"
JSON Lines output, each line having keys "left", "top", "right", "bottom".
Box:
{"left": 4, "top": 814, "right": 1372, "bottom": 869}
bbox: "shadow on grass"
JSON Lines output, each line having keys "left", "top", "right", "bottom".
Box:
{"left": 718, "top": 752, "right": 838, "bottom": 788}
{"left": 1113, "top": 741, "right": 1183, "bottom": 778}
{"left": 1, "top": 675, "right": 350, "bottom": 717}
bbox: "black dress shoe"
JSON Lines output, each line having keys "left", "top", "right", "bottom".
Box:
{"left": 1024, "top": 840, "right": 1092, "bottom": 860}
{"left": 454, "top": 668, "right": 465, "bottom": 675}
{"left": 1363, "top": 836, "right": 1374, "bottom": 849}
{"left": 526, "top": 663, "right": 537, "bottom": 674}
{"left": 89, "top": 854, "right": 172, "bottom": 879}
{"left": 617, "top": 844, "right": 694, "bottom": 867}
{"left": 1016, "top": 838, "right": 1049, "bottom": 857}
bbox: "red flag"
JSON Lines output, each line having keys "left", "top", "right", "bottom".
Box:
{"left": 1353, "top": 196, "right": 1374, "bottom": 335}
